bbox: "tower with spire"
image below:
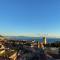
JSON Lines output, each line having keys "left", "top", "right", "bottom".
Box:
{"left": 43, "top": 36, "right": 47, "bottom": 45}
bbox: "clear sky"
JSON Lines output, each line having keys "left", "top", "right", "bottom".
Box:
{"left": 0, "top": 0, "right": 60, "bottom": 36}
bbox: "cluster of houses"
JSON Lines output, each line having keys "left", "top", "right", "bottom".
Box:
{"left": 0, "top": 36, "right": 17, "bottom": 60}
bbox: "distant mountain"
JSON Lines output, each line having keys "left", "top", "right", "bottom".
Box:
{"left": 0, "top": 35, "right": 7, "bottom": 41}
{"left": 0, "top": 35, "right": 4, "bottom": 37}
{"left": 5, "top": 36, "right": 42, "bottom": 41}
{"left": 5, "top": 36, "right": 60, "bottom": 43}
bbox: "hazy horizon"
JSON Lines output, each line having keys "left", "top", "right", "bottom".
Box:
{"left": 1, "top": 33, "right": 60, "bottom": 38}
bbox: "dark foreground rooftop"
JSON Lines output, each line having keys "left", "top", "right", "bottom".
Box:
{"left": 0, "top": 56, "right": 9, "bottom": 60}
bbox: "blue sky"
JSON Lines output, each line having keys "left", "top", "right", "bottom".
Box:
{"left": 0, "top": 0, "right": 60, "bottom": 36}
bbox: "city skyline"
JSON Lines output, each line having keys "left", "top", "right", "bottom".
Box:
{"left": 0, "top": 0, "right": 60, "bottom": 37}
